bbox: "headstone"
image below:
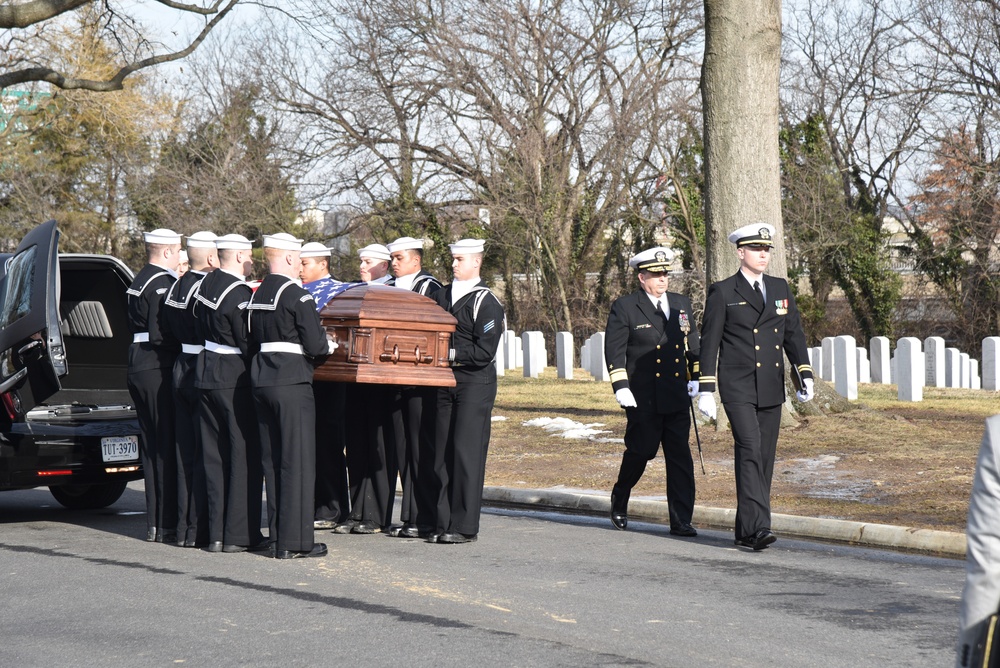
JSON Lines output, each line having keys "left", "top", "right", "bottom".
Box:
{"left": 945, "top": 347, "right": 961, "bottom": 388}
{"left": 515, "top": 336, "right": 523, "bottom": 368}
{"left": 590, "top": 332, "right": 609, "bottom": 381}
{"left": 924, "top": 336, "right": 945, "bottom": 388}
{"left": 580, "top": 340, "right": 591, "bottom": 377}
{"left": 870, "top": 337, "right": 891, "bottom": 384}
{"left": 856, "top": 347, "right": 871, "bottom": 383}
{"left": 834, "top": 335, "right": 858, "bottom": 400}
{"left": 984, "top": 338, "right": 1000, "bottom": 391}
{"left": 972, "top": 358, "right": 982, "bottom": 390}
{"left": 503, "top": 330, "right": 518, "bottom": 370}
{"left": 896, "top": 337, "right": 923, "bottom": 402}
{"left": 961, "top": 352, "right": 971, "bottom": 389}
{"left": 521, "top": 331, "right": 546, "bottom": 378}
{"left": 809, "top": 347, "right": 821, "bottom": 372}
{"left": 555, "top": 331, "right": 573, "bottom": 380}
{"left": 821, "top": 337, "right": 836, "bottom": 383}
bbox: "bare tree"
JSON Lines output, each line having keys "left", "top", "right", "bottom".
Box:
{"left": 259, "top": 0, "right": 703, "bottom": 334}
{"left": 0, "top": 0, "right": 241, "bottom": 92}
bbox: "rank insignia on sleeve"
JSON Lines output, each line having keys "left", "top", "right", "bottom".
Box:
{"left": 483, "top": 319, "right": 495, "bottom": 333}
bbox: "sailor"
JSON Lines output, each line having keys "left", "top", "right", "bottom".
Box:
{"left": 160, "top": 231, "right": 217, "bottom": 547}
{"left": 193, "top": 233, "right": 268, "bottom": 554}
{"left": 126, "top": 228, "right": 182, "bottom": 544}
{"left": 248, "top": 233, "right": 333, "bottom": 559}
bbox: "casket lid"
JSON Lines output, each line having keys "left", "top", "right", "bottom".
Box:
{"left": 320, "top": 284, "right": 456, "bottom": 330}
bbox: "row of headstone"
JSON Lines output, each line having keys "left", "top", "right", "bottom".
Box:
{"left": 808, "top": 335, "right": 994, "bottom": 402}
{"left": 498, "top": 330, "right": 1000, "bottom": 403}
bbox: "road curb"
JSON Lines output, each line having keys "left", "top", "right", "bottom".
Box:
{"left": 482, "top": 486, "right": 967, "bottom": 559}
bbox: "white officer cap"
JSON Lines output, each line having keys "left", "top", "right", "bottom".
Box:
{"left": 185, "top": 231, "right": 217, "bottom": 249}
{"left": 449, "top": 238, "right": 485, "bottom": 254}
{"left": 629, "top": 247, "right": 675, "bottom": 271}
{"left": 728, "top": 223, "right": 776, "bottom": 247}
{"left": 215, "top": 233, "right": 254, "bottom": 250}
{"left": 143, "top": 228, "right": 182, "bottom": 244}
{"left": 300, "top": 242, "right": 333, "bottom": 258}
{"left": 262, "top": 232, "right": 304, "bottom": 251}
{"left": 358, "top": 243, "right": 391, "bottom": 262}
{"left": 387, "top": 236, "right": 425, "bottom": 253}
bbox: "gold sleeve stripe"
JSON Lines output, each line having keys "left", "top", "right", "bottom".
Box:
{"left": 609, "top": 368, "right": 628, "bottom": 383}
{"left": 797, "top": 364, "right": 813, "bottom": 373}
{"left": 699, "top": 375, "right": 716, "bottom": 383}
{"left": 691, "top": 362, "right": 700, "bottom": 372}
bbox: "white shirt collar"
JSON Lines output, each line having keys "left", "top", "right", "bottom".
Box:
{"left": 394, "top": 272, "right": 417, "bottom": 291}
{"left": 451, "top": 277, "right": 481, "bottom": 305}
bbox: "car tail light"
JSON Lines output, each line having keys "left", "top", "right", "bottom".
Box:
{"left": 1, "top": 392, "right": 16, "bottom": 421}
{"left": 37, "top": 470, "right": 73, "bottom": 477}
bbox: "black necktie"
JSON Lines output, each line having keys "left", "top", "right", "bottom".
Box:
{"left": 656, "top": 300, "right": 668, "bottom": 324}
{"left": 753, "top": 281, "right": 763, "bottom": 309}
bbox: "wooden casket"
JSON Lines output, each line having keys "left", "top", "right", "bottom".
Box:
{"left": 315, "top": 284, "right": 457, "bottom": 387}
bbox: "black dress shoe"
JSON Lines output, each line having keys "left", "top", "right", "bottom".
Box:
{"left": 206, "top": 541, "right": 224, "bottom": 553}
{"left": 351, "top": 520, "right": 381, "bottom": 534}
{"left": 247, "top": 539, "right": 273, "bottom": 553}
{"left": 670, "top": 523, "right": 698, "bottom": 537}
{"left": 332, "top": 519, "right": 358, "bottom": 534}
{"left": 146, "top": 527, "right": 158, "bottom": 542}
{"left": 313, "top": 519, "right": 337, "bottom": 530}
{"left": 222, "top": 543, "right": 247, "bottom": 553}
{"left": 385, "top": 524, "right": 406, "bottom": 537}
{"left": 610, "top": 489, "right": 628, "bottom": 530}
{"left": 735, "top": 529, "right": 777, "bottom": 551}
{"left": 398, "top": 525, "right": 423, "bottom": 539}
{"left": 275, "top": 543, "right": 328, "bottom": 559}
{"left": 438, "top": 531, "right": 477, "bottom": 544}
{"left": 156, "top": 531, "right": 178, "bottom": 544}
{"left": 426, "top": 531, "right": 443, "bottom": 543}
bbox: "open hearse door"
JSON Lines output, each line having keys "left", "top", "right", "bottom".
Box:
{"left": 0, "top": 219, "right": 65, "bottom": 421}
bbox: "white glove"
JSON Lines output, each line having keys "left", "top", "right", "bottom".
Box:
{"left": 796, "top": 378, "right": 814, "bottom": 403}
{"left": 615, "top": 388, "right": 638, "bottom": 408}
{"left": 686, "top": 380, "right": 699, "bottom": 398}
{"left": 327, "top": 339, "right": 339, "bottom": 354}
{"left": 697, "top": 392, "right": 717, "bottom": 420}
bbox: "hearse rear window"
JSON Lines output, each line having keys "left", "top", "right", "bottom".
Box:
{"left": 0, "top": 245, "right": 36, "bottom": 328}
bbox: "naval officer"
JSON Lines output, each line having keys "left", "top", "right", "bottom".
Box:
{"left": 697, "top": 223, "right": 814, "bottom": 550}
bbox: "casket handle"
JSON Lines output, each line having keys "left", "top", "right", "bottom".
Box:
{"left": 379, "top": 344, "right": 433, "bottom": 365}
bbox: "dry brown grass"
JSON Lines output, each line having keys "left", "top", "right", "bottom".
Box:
{"left": 486, "top": 370, "right": 998, "bottom": 532}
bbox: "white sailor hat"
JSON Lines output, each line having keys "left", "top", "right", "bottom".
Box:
{"left": 358, "top": 243, "right": 391, "bottom": 262}
{"left": 387, "top": 236, "right": 425, "bottom": 253}
{"left": 262, "top": 232, "right": 304, "bottom": 251}
{"left": 143, "top": 228, "right": 182, "bottom": 244}
{"left": 629, "top": 247, "right": 675, "bottom": 271}
{"left": 178, "top": 250, "right": 189, "bottom": 263}
{"left": 449, "top": 238, "right": 485, "bottom": 254}
{"left": 185, "top": 231, "right": 217, "bottom": 249}
{"left": 300, "top": 242, "right": 333, "bottom": 258}
{"left": 728, "top": 223, "right": 776, "bottom": 247}
{"left": 215, "top": 233, "right": 254, "bottom": 250}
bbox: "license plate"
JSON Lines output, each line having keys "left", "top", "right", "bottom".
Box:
{"left": 101, "top": 435, "right": 139, "bottom": 462}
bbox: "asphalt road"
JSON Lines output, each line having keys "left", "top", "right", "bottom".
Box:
{"left": 0, "top": 482, "right": 962, "bottom": 667}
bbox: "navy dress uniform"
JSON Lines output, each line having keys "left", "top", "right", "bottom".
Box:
{"left": 698, "top": 223, "right": 814, "bottom": 550}
{"left": 430, "top": 238, "right": 505, "bottom": 544}
{"left": 386, "top": 236, "right": 443, "bottom": 538}
{"left": 300, "top": 242, "right": 352, "bottom": 530}
{"left": 160, "top": 231, "right": 217, "bottom": 547}
{"left": 605, "top": 247, "right": 700, "bottom": 536}
{"left": 126, "top": 228, "right": 181, "bottom": 543}
{"left": 193, "top": 233, "right": 266, "bottom": 553}
{"left": 249, "top": 233, "right": 332, "bottom": 559}
{"left": 337, "top": 243, "right": 399, "bottom": 534}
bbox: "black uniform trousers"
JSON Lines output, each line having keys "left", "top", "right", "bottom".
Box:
{"left": 724, "top": 402, "right": 782, "bottom": 540}
{"left": 433, "top": 380, "right": 497, "bottom": 536}
{"left": 173, "top": 353, "right": 208, "bottom": 545}
{"left": 199, "top": 385, "right": 264, "bottom": 546}
{"left": 391, "top": 386, "right": 438, "bottom": 530}
{"left": 313, "top": 381, "right": 350, "bottom": 523}
{"left": 344, "top": 384, "right": 398, "bottom": 528}
{"left": 255, "top": 382, "right": 316, "bottom": 553}
{"left": 127, "top": 366, "right": 177, "bottom": 536}
{"left": 615, "top": 407, "right": 695, "bottom": 528}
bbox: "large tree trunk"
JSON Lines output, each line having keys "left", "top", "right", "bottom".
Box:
{"left": 701, "top": 0, "right": 786, "bottom": 283}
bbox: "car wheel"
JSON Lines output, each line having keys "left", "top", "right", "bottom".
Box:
{"left": 48, "top": 481, "right": 129, "bottom": 509}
